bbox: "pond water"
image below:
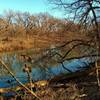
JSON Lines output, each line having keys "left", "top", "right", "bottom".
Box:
{"left": 0, "top": 51, "right": 97, "bottom": 88}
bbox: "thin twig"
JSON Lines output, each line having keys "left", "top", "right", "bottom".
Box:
{"left": 0, "top": 59, "right": 41, "bottom": 100}
{"left": 95, "top": 40, "right": 100, "bottom": 89}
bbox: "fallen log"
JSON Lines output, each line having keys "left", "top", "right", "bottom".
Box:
{"left": 49, "top": 65, "right": 98, "bottom": 85}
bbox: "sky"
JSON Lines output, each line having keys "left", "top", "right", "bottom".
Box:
{"left": 0, "top": 0, "right": 64, "bottom": 18}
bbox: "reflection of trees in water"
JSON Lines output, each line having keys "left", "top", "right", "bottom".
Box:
{"left": 0, "top": 54, "right": 22, "bottom": 76}
{"left": 0, "top": 51, "right": 55, "bottom": 80}
{"left": 0, "top": 54, "right": 13, "bottom": 76}
{"left": 0, "top": 64, "right": 9, "bottom": 76}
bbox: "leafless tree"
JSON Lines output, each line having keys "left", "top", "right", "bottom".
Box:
{"left": 48, "top": 0, "right": 100, "bottom": 88}
{"left": 48, "top": 0, "right": 100, "bottom": 49}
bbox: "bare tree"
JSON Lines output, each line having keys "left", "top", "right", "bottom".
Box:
{"left": 48, "top": 0, "right": 100, "bottom": 88}
{"left": 48, "top": 0, "right": 100, "bottom": 48}
{"left": 3, "top": 10, "right": 16, "bottom": 37}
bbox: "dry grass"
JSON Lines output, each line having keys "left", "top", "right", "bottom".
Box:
{"left": 0, "top": 37, "right": 34, "bottom": 52}
{"left": 0, "top": 30, "right": 88, "bottom": 53}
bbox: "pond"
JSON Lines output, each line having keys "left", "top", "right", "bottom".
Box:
{"left": 0, "top": 51, "right": 97, "bottom": 88}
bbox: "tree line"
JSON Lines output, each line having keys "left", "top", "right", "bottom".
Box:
{"left": 0, "top": 10, "right": 80, "bottom": 38}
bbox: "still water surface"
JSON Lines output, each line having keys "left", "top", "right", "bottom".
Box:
{"left": 0, "top": 52, "right": 96, "bottom": 88}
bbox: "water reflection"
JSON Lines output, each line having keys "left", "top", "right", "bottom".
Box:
{"left": 0, "top": 52, "right": 97, "bottom": 88}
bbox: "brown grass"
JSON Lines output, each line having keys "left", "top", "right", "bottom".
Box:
{"left": 0, "top": 30, "right": 88, "bottom": 53}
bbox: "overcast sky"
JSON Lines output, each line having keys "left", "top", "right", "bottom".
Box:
{"left": 0, "top": 0, "right": 65, "bottom": 18}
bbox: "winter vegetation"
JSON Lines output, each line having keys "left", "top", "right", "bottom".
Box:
{"left": 0, "top": 0, "right": 100, "bottom": 100}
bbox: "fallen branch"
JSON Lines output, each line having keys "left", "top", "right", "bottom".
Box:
{"left": 49, "top": 65, "right": 96, "bottom": 84}
{"left": 59, "top": 54, "right": 100, "bottom": 63}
